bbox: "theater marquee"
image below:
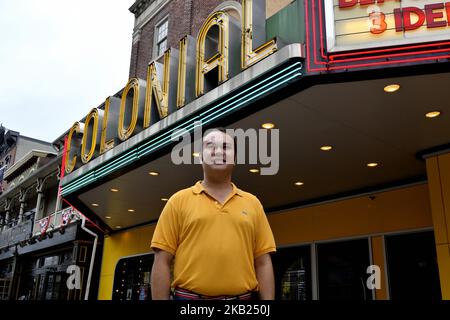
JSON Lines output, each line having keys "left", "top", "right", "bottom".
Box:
{"left": 60, "top": 0, "right": 305, "bottom": 197}
{"left": 63, "top": 0, "right": 279, "bottom": 176}
{"left": 325, "top": 0, "right": 450, "bottom": 52}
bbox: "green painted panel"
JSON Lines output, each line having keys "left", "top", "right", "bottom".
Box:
{"left": 266, "top": 0, "right": 305, "bottom": 45}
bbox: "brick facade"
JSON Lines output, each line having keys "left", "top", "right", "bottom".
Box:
{"left": 129, "top": 0, "right": 244, "bottom": 80}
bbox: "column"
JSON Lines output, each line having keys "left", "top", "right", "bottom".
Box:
{"left": 54, "top": 166, "right": 63, "bottom": 212}
{"left": 3, "top": 199, "right": 11, "bottom": 231}
{"left": 18, "top": 188, "right": 27, "bottom": 224}
{"left": 35, "top": 178, "right": 45, "bottom": 221}
{"left": 426, "top": 152, "right": 450, "bottom": 300}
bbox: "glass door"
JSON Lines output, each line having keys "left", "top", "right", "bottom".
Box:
{"left": 113, "top": 254, "right": 154, "bottom": 301}
{"left": 317, "top": 238, "right": 372, "bottom": 300}
{"left": 385, "top": 231, "right": 441, "bottom": 300}
{"left": 272, "top": 245, "right": 312, "bottom": 300}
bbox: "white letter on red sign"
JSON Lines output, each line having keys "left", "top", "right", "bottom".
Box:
{"left": 339, "top": 0, "right": 358, "bottom": 8}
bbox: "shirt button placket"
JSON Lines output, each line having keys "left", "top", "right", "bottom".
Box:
{"left": 214, "top": 201, "right": 220, "bottom": 211}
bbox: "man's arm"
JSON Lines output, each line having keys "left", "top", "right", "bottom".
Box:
{"left": 151, "top": 248, "right": 174, "bottom": 300}
{"left": 255, "top": 253, "right": 275, "bottom": 300}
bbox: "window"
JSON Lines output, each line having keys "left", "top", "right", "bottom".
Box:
{"left": 155, "top": 19, "right": 168, "bottom": 58}
{"left": 385, "top": 231, "right": 441, "bottom": 300}
{"left": 43, "top": 255, "right": 59, "bottom": 267}
{"left": 44, "top": 273, "right": 65, "bottom": 300}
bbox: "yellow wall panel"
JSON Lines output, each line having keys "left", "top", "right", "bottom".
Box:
{"left": 427, "top": 153, "right": 450, "bottom": 300}
{"left": 98, "top": 275, "right": 113, "bottom": 300}
{"left": 426, "top": 157, "right": 448, "bottom": 245}
{"left": 438, "top": 153, "right": 450, "bottom": 243}
{"left": 373, "top": 185, "right": 432, "bottom": 232}
{"left": 268, "top": 184, "right": 432, "bottom": 245}
{"left": 436, "top": 244, "right": 450, "bottom": 300}
{"left": 269, "top": 206, "right": 315, "bottom": 245}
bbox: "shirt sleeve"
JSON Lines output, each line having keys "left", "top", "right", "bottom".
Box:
{"left": 253, "top": 197, "right": 277, "bottom": 258}
{"left": 151, "top": 199, "right": 180, "bottom": 256}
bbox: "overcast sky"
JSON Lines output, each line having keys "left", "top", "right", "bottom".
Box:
{"left": 0, "top": 0, "right": 134, "bottom": 142}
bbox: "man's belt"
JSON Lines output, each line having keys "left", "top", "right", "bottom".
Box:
{"left": 174, "top": 288, "right": 255, "bottom": 300}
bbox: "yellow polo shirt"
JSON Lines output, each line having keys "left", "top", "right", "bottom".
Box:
{"left": 151, "top": 181, "right": 276, "bottom": 296}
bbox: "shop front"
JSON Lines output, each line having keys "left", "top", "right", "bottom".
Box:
{"left": 59, "top": 0, "right": 450, "bottom": 300}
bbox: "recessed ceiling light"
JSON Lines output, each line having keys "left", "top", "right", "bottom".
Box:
{"left": 105, "top": 216, "right": 111, "bottom": 219}
{"left": 249, "top": 169, "right": 260, "bottom": 173}
{"left": 425, "top": 111, "right": 441, "bottom": 118}
{"left": 384, "top": 84, "right": 400, "bottom": 93}
{"left": 295, "top": 182, "right": 304, "bottom": 186}
{"left": 128, "top": 209, "right": 135, "bottom": 213}
{"left": 193, "top": 152, "right": 200, "bottom": 158}
{"left": 367, "top": 162, "right": 379, "bottom": 168}
{"left": 110, "top": 188, "right": 119, "bottom": 192}
{"left": 115, "top": 226, "right": 122, "bottom": 229}
{"left": 262, "top": 123, "right": 275, "bottom": 129}
{"left": 148, "top": 171, "right": 160, "bottom": 176}
{"left": 91, "top": 203, "right": 99, "bottom": 207}
{"left": 161, "top": 198, "right": 169, "bottom": 202}
{"left": 320, "top": 145, "right": 333, "bottom": 151}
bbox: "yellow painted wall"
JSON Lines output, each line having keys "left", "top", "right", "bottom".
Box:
{"left": 98, "top": 224, "right": 156, "bottom": 300}
{"left": 268, "top": 184, "right": 432, "bottom": 245}
{"left": 98, "top": 183, "right": 433, "bottom": 300}
{"left": 426, "top": 153, "right": 450, "bottom": 300}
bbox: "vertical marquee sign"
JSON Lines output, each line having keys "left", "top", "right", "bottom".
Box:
{"left": 326, "top": 0, "right": 450, "bottom": 52}
{"left": 306, "top": 0, "right": 450, "bottom": 72}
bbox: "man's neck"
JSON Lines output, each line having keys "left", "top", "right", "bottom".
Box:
{"left": 201, "top": 174, "right": 232, "bottom": 191}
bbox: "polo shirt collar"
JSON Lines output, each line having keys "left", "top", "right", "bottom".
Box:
{"left": 192, "top": 180, "right": 244, "bottom": 197}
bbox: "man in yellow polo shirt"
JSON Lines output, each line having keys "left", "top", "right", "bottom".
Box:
{"left": 151, "top": 127, "right": 276, "bottom": 300}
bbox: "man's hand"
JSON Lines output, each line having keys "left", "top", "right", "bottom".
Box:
{"left": 151, "top": 248, "right": 174, "bottom": 300}
{"left": 255, "top": 253, "right": 275, "bottom": 300}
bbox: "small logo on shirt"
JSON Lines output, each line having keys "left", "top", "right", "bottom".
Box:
{"left": 241, "top": 210, "right": 248, "bottom": 216}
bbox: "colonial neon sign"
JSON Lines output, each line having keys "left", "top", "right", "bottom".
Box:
{"left": 64, "top": 0, "right": 277, "bottom": 174}
{"left": 325, "top": 0, "right": 450, "bottom": 52}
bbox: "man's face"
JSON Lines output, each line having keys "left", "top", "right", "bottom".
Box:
{"left": 201, "top": 130, "right": 235, "bottom": 172}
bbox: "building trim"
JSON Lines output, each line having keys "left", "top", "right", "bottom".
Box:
{"left": 418, "top": 143, "right": 450, "bottom": 160}
{"left": 152, "top": 14, "right": 169, "bottom": 60}
{"left": 4, "top": 150, "right": 57, "bottom": 180}
{"left": 310, "top": 242, "right": 318, "bottom": 300}
{"left": 0, "top": 155, "right": 61, "bottom": 201}
{"left": 132, "top": 0, "right": 171, "bottom": 37}
{"left": 18, "top": 135, "right": 53, "bottom": 147}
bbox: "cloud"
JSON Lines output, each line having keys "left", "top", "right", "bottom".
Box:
{"left": 0, "top": 0, "right": 134, "bottom": 142}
